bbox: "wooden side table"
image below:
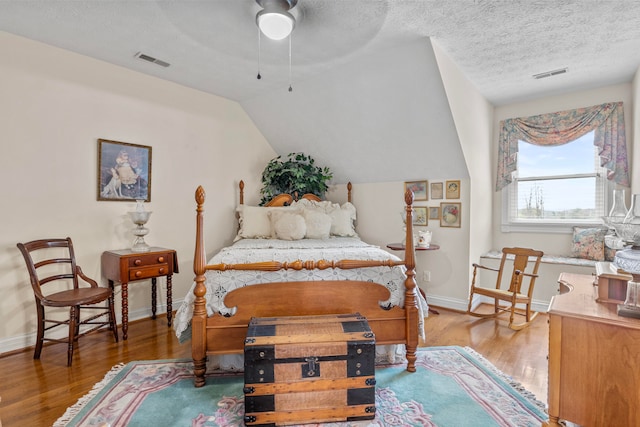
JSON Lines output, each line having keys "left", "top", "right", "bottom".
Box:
{"left": 101, "top": 247, "right": 178, "bottom": 340}
{"left": 386, "top": 243, "right": 440, "bottom": 315}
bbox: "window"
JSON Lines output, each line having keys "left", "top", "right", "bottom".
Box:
{"left": 497, "top": 102, "right": 628, "bottom": 232}
{"left": 502, "top": 131, "right": 612, "bottom": 233}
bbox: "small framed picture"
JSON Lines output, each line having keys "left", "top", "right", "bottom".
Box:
{"left": 413, "top": 206, "right": 428, "bottom": 226}
{"left": 440, "top": 202, "right": 461, "bottom": 228}
{"left": 446, "top": 180, "right": 460, "bottom": 199}
{"left": 429, "top": 206, "right": 440, "bottom": 220}
{"left": 430, "top": 182, "right": 443, "bottom": 200}
{"left": 404, "top": 180, "right": 428, "bottom": 201}
{"left": 98, "top": 139, "right": 152, "bottom": 202}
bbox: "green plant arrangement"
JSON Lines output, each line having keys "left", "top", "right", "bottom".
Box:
{"left": 260, "top": 152, "right": 333, "bottom": 205}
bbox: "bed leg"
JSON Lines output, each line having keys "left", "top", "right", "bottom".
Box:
{"left": 406, "top": 347, "right": 417, "bottom": 372}
{"left": 193, "top": 357, "right": 207, "bottom": 387}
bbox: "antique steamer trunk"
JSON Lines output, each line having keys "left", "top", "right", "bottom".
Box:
{"left": 243, "top": 313, "right": 376, "bottom": 426}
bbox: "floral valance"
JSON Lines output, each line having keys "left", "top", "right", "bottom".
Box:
{"left": 496, "top": 102, "right": 629, "bottom": 191}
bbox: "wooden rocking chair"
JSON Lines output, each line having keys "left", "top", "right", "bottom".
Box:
{"left": 466, "top": 247, "right": 544, "bottom": 330}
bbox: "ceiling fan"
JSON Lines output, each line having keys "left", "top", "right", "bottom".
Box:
{"left": 255, "top": 0, "right": 299, "bottom": 41}
{"left": 254, "top": 0, "right": 300, "bottom": 90}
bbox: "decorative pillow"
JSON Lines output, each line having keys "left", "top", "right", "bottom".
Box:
{"left": 291, "top": 199, "right": 337, "bottom": 213}
{"left": 327, "top": 202, "right": 357, "bottom": 237}
{"left": 236, "top": 205, "right": 272, "bottom": 239}
{"left": 269, "top": 210, "right": 306, "bottom": 240}
{"left": 571, "top": 226, "right": 607, "bottom": 261}
{"left": 236, "top": 205, "right": 298, "bottom": 239}
{"left": 302, "top": 209, "right": 332, "bottom": 239}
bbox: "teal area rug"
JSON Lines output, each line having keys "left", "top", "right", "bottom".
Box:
{"left": 54, "top": 346, "right": 547, "bottom": 427}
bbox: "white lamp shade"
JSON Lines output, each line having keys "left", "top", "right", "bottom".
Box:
{"left": 257, "top": 10, "right": 295, "bottom": 40}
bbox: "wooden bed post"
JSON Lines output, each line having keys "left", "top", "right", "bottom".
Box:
{"left": 404, "top": 189, "right": 419, "bottom": 372}
{"left": 239, "top": 180, "right": 245, "bottom": 205}
{"left": 347, "top": 182, "right": 352, "bottom": 203}
{"left": 192, "top": 186, "right": 208, "bottom": 387}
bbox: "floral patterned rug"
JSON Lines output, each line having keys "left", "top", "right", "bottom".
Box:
{"left": 54, "top": 346, "right": 547, "bottom": 427}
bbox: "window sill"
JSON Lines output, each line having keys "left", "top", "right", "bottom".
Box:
{"left": 481, "top": 250, "right": 598, "bottom": 267}
{"left": 501, "top": 221, "right": 605, "bottom": 234}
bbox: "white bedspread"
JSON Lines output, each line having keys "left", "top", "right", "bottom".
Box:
{"left": 173, "top": 237, "right": 428, "bottom": 344}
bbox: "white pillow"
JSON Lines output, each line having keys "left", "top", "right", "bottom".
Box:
{"left": 236, "top": 205, "right": 272, "bottom": 239}
{"left": 269, "top": 210, "right": 306, "bottom": 240}
{"left": 302, "top": 209, "right": 332, "bottom": 239}
{"left": 328, "top": 202, "right": 357, "bottom": 237}
{"left": 236, "top": 205, "right": 298, "bottom": 239}
{"left": 291, "top": 199, "right": 338, "bottom": 213}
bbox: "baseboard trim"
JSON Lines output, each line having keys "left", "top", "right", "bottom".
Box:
{"left": 426, "top": 294, "right": 549, "bottom": 315}
{"left": 0, "top": 298, "right": 184, "bottom": 356}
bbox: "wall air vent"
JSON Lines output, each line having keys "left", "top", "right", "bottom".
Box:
{"left": 134, "top": 52, "right": 170, "bottom": 68}
{"left": 532, "top": 67, "right": 567, "bottom": 79}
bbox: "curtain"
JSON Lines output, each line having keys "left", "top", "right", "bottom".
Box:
{"left": 495, "top": 102, "right": 629, "bottom": 191}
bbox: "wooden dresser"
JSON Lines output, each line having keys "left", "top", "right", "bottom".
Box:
{"left": 547, "top": 273, "right": 640, "bottom": 426}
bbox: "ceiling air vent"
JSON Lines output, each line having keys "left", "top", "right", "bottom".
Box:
{"left": 532, "top": 67, "right": 567, "bottom": 80}
{"left": 134, "top": 52, "right": 170, "bottom": 68}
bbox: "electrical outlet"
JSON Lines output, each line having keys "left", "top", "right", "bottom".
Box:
{"left": 423, "top": 270, "right": 431, "bottom": 282}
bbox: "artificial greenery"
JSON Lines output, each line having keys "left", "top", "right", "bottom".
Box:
{"left": 259, "top": 152, "right": 333, "bottom": 205}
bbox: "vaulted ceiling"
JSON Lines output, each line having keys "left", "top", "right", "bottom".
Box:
{"left": 2, "top": 1, "right": 640, "bottom": 183}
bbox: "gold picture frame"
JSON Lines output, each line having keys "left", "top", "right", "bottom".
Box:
{"left": 445, "top": 180, "right": 460, "bottom": 199}
{"left": 440, "top": 202, "right": 461, "bottom": 228}
{"left": 429, "top": 206, "right": 441, "bottom": 220}
{"left": 404, "top": 180, "right": 428, "bottom": 201}
{"left": 430, "top": 182, "right": 443, "bottom": 199}
{"left": 413, "top": 206, "right": 428, "bottom": 226}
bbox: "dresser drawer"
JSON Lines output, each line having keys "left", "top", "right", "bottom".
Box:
{"left": 128, "top": 252, "right": 171, "bottom": 268}
{"left": 129, "top": 264, "right": 169, "bottom": 281}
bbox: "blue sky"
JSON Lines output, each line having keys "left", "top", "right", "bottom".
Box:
{"left": 517, "top": 131, "right": 597, "bottom": 212}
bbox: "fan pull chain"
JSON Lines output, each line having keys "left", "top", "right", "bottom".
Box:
{"left": 257, "top": 28, "right": 262, "bottom": 80}
{"left": 288, "top": 33, "right": 293, "bottom": 92}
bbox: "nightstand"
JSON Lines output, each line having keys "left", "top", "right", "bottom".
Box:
{"left": 386, "top": 243, "right": 440, "bottom": 315}
{"left": 101, "top": 247, "right": 178, "bottom": 340}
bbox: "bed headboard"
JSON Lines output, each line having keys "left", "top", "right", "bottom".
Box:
{"left": 239, "top": 180, "right": 352, "bottom": 206}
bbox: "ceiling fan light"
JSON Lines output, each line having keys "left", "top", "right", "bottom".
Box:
{"left": 257, "top": 9, "right": 295, "bottom": 40}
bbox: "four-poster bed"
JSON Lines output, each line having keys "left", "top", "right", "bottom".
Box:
{"left": 177, "top": 182, "right": 424, "bottom": 387}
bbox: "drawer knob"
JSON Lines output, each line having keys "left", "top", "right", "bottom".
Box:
{"left": 158, "top": 256, "right": 165, "bottom": 263}
{"left": 134, "top": 259, "right": 142, "bottom": 266}
{"left": 159, "top": 268, "right": 165, "bottom": 274}
{"left": 135, "top": 271, "right": 142, "bottom": 277}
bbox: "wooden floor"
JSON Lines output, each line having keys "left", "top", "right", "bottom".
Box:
{"left": 0, "top": 307, "right": 549, "bottom": 426}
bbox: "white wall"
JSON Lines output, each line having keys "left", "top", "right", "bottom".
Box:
{"left": 431, "top": 41, "right": 494, "bottom": 309}
{"left": 322, "top": 40, "right": 492, "bottom": 313}
{"left": 0, "top": 32, "right": 276, "bottom": 353}
{"left": 241, "top": 37, "right": 468, "bottom": 186}
{"left": 329, "top": 180, "right": 470, "bottom": 310}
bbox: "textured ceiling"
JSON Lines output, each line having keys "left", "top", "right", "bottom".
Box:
{"left": 1, "top": 1, "right": 640, "bottom": 185}
{"left": 2, "top": 0, "right": 639, "bottom": 105}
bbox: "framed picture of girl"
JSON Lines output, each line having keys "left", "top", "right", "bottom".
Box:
{"left": 97, "top": 139, "right": 152, "bottom": 202}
